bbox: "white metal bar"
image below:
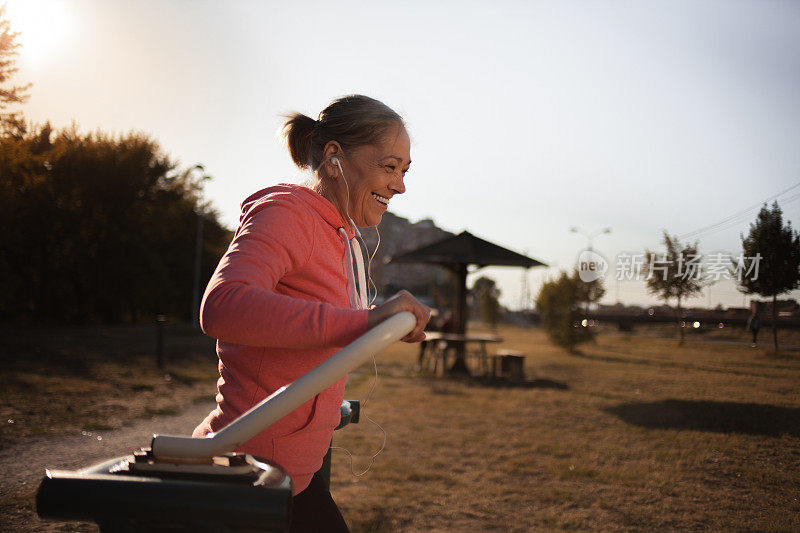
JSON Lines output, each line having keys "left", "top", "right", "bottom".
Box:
{"left": 151, "top": 311, "right": 415, "bottom": 460}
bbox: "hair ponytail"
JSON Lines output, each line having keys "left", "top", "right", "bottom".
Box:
{"left": 280, "top": 95, "right": 404, "bottom": 171}
{"left": 280, "top": 113, "right": 316, "bottom": 170}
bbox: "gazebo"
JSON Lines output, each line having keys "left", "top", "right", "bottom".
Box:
{"left": 389, "top": 231, "right": 547, "bottom": 372}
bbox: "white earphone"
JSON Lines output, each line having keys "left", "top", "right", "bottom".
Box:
{"left": 330, "top": 156, "right": 343, "bottom": 178}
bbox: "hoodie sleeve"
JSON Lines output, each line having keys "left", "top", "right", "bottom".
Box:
{"left": 199, "top": 197, "right": 369, "bottom": 349}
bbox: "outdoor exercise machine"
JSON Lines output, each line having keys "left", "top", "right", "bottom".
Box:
{"left": 35, "top": 312, "right": 415, "bottom": 532}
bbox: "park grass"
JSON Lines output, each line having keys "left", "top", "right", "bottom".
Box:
{"left": 331, "top": 326, "right": 800, "bottom": 532}
{"left": 0, "top": 322, "right": 220, "bottom": 447}
{"left": 2, "top": 322, "right": 798, "bottom": 531}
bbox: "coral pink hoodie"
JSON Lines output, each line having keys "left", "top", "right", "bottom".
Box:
{"left": 192, "top": 184, "right": 369, "bottom": 495}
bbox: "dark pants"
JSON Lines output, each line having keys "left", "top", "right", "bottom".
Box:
{"left": 290, "top": 470, "right": 349, "bottom": 533}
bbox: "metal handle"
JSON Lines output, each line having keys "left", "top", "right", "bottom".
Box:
{"left": 151, "top": 311, "right": 415, "bottom": 460}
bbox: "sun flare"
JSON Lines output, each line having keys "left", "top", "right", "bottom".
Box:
{"left": 5, "top": 0, "right": 73, "bottom": 70}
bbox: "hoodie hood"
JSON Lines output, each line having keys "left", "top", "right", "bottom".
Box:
{"left": 240, "top": 183, "right": 356, "bottom": 239}
{"left": 238, "top": 183, "right": 367, "bottom": 309}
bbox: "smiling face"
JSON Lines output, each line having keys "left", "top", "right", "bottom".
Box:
{"left": 333, "top": 122, "right": 411, "bottom": 227}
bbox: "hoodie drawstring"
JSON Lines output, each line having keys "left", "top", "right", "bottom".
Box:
{"left": 339, "top": 227, "right": 368, "bottom": 310}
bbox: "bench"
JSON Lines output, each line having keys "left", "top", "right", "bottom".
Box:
{"left": 488, "top": 350, "right": 526, "bottom": 382}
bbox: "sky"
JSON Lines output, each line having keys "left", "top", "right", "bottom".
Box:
{"left": 5, "top": 0, "right": 800, "bottom": 310}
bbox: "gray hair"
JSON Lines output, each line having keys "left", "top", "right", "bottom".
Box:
{"left": 281, "top": 95, "right": 405, "bottom": 171}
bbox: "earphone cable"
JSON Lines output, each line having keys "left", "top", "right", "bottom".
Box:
{"left": 329, "top": 354, "right": 387, "bottom": 477}
{"left": 356, "top": 226, "right": 381, "bottom": 307}
{"left": 330, "top": 156, "right": 388, "bottom": 477}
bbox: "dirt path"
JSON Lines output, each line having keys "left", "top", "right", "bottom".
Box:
{"left": 0, "top": 401, "right": 216, "bottom": 532}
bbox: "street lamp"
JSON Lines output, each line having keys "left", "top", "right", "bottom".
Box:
{"left": 571, "top": 226, "right": 613, "bottom": 303}
{"left": 569, "top": 226, "right": 611, "bottom": 251}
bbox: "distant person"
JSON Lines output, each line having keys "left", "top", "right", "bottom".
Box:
{"left": 747, "top": 312, "right": 761, "bottom": 347}
{"left": 192, "top": 95, "right": 430, "bottom": 533}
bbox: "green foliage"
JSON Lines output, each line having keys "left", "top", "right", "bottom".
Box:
{"left": 471, "top": 276, "right": 502, "bottom": 329}
{"left": 738, "top": 202, "right": 800, "bottom": 298}
{"left": 0, "top": 4, "right": 31, "bottom": 133}
{"left": 642, "top": 231, "right": 707, "bottom": 343}
{"left": 643, "top": 231, "right": 706, "bottom": 303}
{"left": 0, "top": 123, "right": 232, "bottom": 324}
{"left": 536, "top": 270, "right": 604, "bottom": 350}
{"left": 738, "top": 202, "right": 800, "bottom": 351}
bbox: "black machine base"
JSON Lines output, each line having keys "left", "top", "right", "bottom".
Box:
{"left": 36, "top": 452, "right": 293, "bottom": 532}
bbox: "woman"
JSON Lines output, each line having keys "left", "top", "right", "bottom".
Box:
{"left": 192, "top": 95, "right": 430, "bottom": 532}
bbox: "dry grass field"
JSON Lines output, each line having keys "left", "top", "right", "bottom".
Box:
{"left": 1, "top": 322, "right": 799, "bottom": 531}
{"left": 332, "top": 325, "right": 800, "bottom": 532}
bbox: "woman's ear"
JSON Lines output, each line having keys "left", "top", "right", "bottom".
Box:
{"left": 322, "top": 141, "right": 343, "bottom": 178}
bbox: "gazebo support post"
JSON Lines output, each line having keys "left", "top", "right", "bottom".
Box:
{"left": 449, "top": 263, "right": 470, "bottom": 374}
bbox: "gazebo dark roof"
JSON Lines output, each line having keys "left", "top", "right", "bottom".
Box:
{"left": 389, "top": 231, "right": 547, "bottom": 269}
{"left": 388, "top": 230, "right": 547, "bottom": 374}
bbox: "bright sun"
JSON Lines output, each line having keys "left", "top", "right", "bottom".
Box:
{"left": 5, "top": 0, "right": 73, "bottom": 70}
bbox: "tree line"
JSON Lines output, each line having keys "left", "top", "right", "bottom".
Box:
{"left": 0, "top": 123, "right": 232, "bottom": 324}
{"left": 536, "top": 202, "right": 800, "bottom": 353}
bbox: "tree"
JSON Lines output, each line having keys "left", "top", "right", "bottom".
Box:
{"left": 536, "top": 270, "right": 605, "bottom": 351}
{"left": 0, "top": 122, "right": 232, "bottom": 325}
{"left": 0, "top": 4, "right": 31, "bottom": 134}
{"left": 472, "top": 276, "right": 502, "bottom": 329}
{"left": 642, "top": 231, "right": 707, "bottom": 344}
{"left": 737, "top": 202, "right": 800, "bottom": 352}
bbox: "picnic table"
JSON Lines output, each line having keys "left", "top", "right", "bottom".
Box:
{"left": 420, "top": 332, "right": 503, "bottom": 376}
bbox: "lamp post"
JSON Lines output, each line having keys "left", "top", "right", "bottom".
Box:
{"left": 570, "top": 226, "right": 613, "bottom": 306}
{"left": 569, "top": 226, "right": 611, "bottom": 252}
{"left": 190, "top": 165, "right": 212, "bottom": 327}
